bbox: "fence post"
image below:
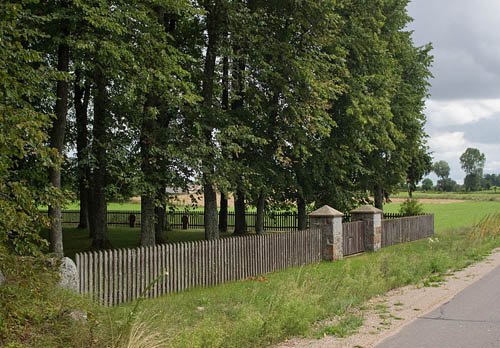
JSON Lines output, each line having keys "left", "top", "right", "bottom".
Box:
{"left": 309, "top": 205, "right": 344, "bottom": 261}
{"left": 350, "top": 205, "right": 383, "bottom": 252}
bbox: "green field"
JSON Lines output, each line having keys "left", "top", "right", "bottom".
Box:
{"left": 384, "top": 201, "right": 500, "bottom": 232}
{"left": 393, "top": 190, "right": 500, "bottom": 201}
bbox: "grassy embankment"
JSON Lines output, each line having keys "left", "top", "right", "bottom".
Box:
{"left": 2, "top": 201, "right": 500, "bottom": 348}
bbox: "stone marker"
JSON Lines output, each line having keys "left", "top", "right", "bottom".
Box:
{"left": 58, "top": 257, "right": 79, "bottom": 292}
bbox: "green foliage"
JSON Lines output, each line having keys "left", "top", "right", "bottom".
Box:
{"left": 398, "top": 198, "right": 424, "bottom": 216}
{"left": 0, "top": 1, "right": 64, "bottom": 255}
{"left": 460, "top": 148, "right": 485, "bottom": 176}
{"left": 421, "top": 178, "right": 433, "bottom": 191}
{"left": 433, "top": 160, "right": 451, "bottom": 179}
{"left": 464, "top": 173, "right": 482, "bottom": 192}
{"left": 436, "top": 177, "right": 458, "bottom": 192}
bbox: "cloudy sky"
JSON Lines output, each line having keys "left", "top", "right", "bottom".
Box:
{"left": 406, "top": 0, "right": 500, "bottom": 183}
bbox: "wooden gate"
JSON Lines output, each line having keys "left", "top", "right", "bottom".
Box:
{"left": 343, "top": 221, "right": 366, "bottom": 256}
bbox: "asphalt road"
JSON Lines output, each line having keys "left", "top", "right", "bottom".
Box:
{"left": 375, "top": 265, "right": 500, "bottom": 348}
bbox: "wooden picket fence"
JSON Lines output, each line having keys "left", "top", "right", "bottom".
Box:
{"left": 381, "top": 214, "right": 434, "bottom": 247}
{"left": 75, "top": 228, "right": 322, "bottom": 306}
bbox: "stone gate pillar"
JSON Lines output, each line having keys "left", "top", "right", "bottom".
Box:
{"left": 309, "top": 205, "right": 344, "bottom": 261}
{"left": 350, "top": 205, "right": 383, "bottom": 252}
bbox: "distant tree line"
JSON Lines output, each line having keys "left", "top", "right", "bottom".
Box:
{"left": 1, "top": 0, "right": 433, "bottom": 256}
{"left": 419, "top": 147, "right": 498, "bottom": 192}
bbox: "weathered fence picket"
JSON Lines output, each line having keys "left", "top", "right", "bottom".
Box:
{"left": 76, "top": 228, "right": 323, "bottom": 306}
{"left": 381, "top": 214, "right": 434, "bottom": 247}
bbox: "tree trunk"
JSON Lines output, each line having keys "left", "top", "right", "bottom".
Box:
{"left": 201, "top": 1, "right": 222, "bottom": 240}
{"left": 233, "top": 188, "right": 247, "bottom": 235}
{"left": 74, "top": 70, "right": 91, "bottom": 231}
{"left": 155, "top": 204, "right": 166, "bottom": 243}
{"left": 140, "top": 95, "right": 156, "bottom": 246}
{"left": 218, "top": 47, "right": 229, "bottom": 235}
{"left": 374, "top": 184, "right": 384, "bottom": 211}
{"left": 48, "top": 41, "right": 70, "bottom": 257}
{"left": 141, "top": 195, "right": 155, "bottom": 246}
{"left": 204, "top": 179, "right": 219, "bottom": 240}
{"left": 255, "top": 190, "right": 265, "bottom": 235}
{"left": 297, "top": 196, "right": 307, "bottom": 231}
{"left": 218, "top": 191, "right": 228, "bottom": 233}
{"left": 90, "top": 66, "right": 110, "bottom": 249}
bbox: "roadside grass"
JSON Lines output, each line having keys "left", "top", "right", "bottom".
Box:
{"left": 5, "top": 206, "right": 500, "bottom": 347}
{"left": 100, "top": 216, "right": 500, "bottom": 348}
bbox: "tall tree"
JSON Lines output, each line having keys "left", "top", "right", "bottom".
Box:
{"left": 433, "top": 160, "right": 451, "bottom": 179}
{"left": 460, "top": 147, "right": 485, "bottom": 192}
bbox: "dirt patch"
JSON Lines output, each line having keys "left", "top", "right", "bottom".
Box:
{"left": 389, "top": 198, "right": 465, "bottom": 204}
{"left": 274, "top": 248, "right": 500, "bottom": 348}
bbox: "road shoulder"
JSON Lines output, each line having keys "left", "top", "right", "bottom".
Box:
{"left": 275, "top": 248, "right": 500, "bottom": 348}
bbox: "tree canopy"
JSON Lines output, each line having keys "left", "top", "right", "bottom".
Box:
{"left": 0, "top": 0, "right": 433, "bottom": 255}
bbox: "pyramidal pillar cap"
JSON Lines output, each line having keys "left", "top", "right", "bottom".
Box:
{"left": 309, "top": 205, "right": 344, "bottom": 217}
{"left": 350, "top": 205, "right": 383, "bottom": 214}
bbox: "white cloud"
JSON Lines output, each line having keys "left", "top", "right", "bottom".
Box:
{"left": 426, "top": 99, "right": 500, "bottom": 128}
{"left": 428, "top": 131, "right": 466, "bottom": 156}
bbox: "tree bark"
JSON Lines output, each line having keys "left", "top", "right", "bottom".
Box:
{"left": 374, "top": 184, "right": 384, "bottom": 211}
{"left": 255, "top": 190, "right": 265, "bottom": 234}
{"left": 48, "top": 40, "right": 70, "bottom": 257}
{"left": 201, "top": 1, "right": 222, "bottom": 240}
{"left": 297, "top": 196, "right": 307, "bottom": 231}
{"left": 140, "top": 95, "right": 156, "bottom": 246}
{"left": 218, "top": 191, "right": 228, "bottom": 233}
{"left": 218, "top": 47, "right": 229, "bottom": 235}
{"left": 233, "top": 188, "right": 247, "bottom": 235}
{"left": 74, "top": 70, "right": 91, "bottom": 231}
{"left": 90, "top": 66, "right": 110, "bottom": 249}
{"left": 204, "top": 179, "right": 219, "bottom": 240}
{"left": 141, "top": 195, "right": 155, "bottom": 246}
{"left": 155, "top": 204, "right": 166, "bottom": 243}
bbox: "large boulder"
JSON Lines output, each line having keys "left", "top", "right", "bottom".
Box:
{"left": 58, "top": 257, "right": 79, "bottom": 292}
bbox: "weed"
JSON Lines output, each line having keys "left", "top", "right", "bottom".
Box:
{"left": 321, "top": 314, "right": 364, "bottom": 338}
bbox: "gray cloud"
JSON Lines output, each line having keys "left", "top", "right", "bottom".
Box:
{"left": 447, "top": 114, "right": 500, "bottom": 145}
{"left": 407, "top": 0, "right": 500, "bottom": 101}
